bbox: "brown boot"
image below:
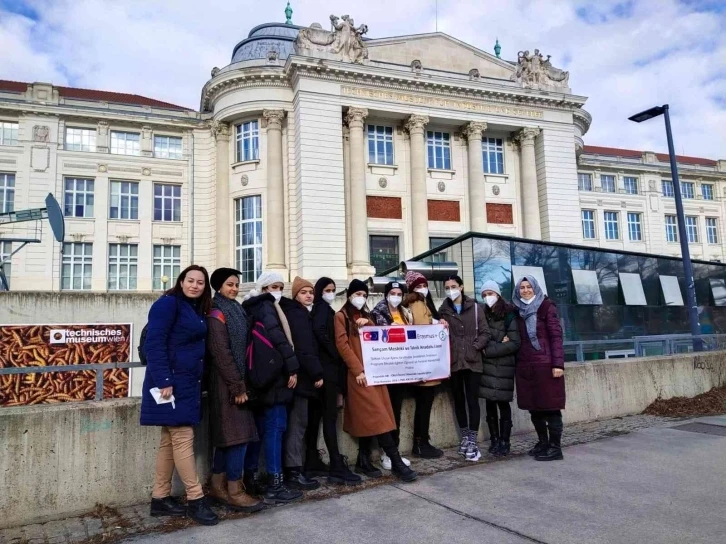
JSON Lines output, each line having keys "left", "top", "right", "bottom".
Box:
{"left": 227, "top": 480, "right": 264, "bottom": 513}
{"left": 208, "top": 473, "right": 229, "bottom": 505}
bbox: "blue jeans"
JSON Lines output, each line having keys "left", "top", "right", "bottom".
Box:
{"left": 213, "top": 443, "right": 248, "bottom": 482}
{"left": 244, "top": 404, "right": 287, "bottom": 475}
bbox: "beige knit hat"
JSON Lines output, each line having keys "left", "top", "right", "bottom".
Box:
{"left": 291, "top": 276, "right": 314, "bottom": 300}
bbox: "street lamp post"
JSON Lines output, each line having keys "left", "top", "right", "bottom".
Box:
{"left": 629, "top": 104, "right": 701, "bottom": 347}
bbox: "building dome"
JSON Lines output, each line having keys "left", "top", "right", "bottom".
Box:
{"left": 230, "top": 22, "right": 302, "bottom": 63}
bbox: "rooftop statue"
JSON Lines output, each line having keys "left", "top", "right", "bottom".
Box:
{"left": 511, "top": 49, "right": 570, "bottom": 90}
{"left": 295, "top": 14, "right": 368, "bottom": 64}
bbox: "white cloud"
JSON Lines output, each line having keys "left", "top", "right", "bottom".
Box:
{"left": 0, "top": 0, "right": 723, "bottom": 158}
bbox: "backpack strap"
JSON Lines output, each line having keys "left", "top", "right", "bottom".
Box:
{"left": 209, "top": 309, "right": 226, "bottom": 324}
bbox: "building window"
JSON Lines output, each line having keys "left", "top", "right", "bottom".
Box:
{"left": 61, "top": 242, "right": 93, "bottom": 290}
{"left": 665, "top": 215, "right": 678, "bottom": 242}
{"left": 108, "top": 243, "right": 138, "bottom": 290}
{"left": 662, "top": 180, "right": 674, "bottom": 197}
{"left": 0, "top": 172, "right": 15, "bottom": 213}
{"left": 624, "top": 176, "right": 638, "bottom": 195}
{"left": 110, "top": 131, "right": 141, "bottom": 156}
{"left": 482, "top": 137, "right": 504, "bottom": 174}
{"left": 109, "top": 181, "right": 139, "bottom": 220}
{"left": 153, "top": 183, "right": 181, "bottom": 222}
{"left": 604, "top": 211, "right": 619, "bottom": 240}
{"left": 154, "top": 135, "right": 183, "bottom": 159}
{"left": 702, "top": 184, "right": 714, "bottom": 201}
{"left": 153, "top": 245, "right": 180, "bottom": 290}
{"left": 0, "top": 122, "right": 19, "bottom": 146}
{"left": 369, "top": 235, "right": 400, "bottom": 274}
{"left": 578, "top": 173, "right": 593, "bottom": 192}
{"left": 64, "top": 177, "right": 94, "bottom": 218}
{"left": 600, "top": 174, "right": 616, "bottom": 193}
{"left": 686, "top": 216, "right": 699, "bottom": 243}
{"left": 367, "top": 125, "right": 394, "bottom": 165}
{"left": 427, "top": 131, "right": 451, "bottom": 170}
{"left": 65, "top": 127, "right": 96, "bottom": 152}
{"left": 429, "top": 237, "right": 454, "bottom": 263}
{"left": 681, "top": 182, "right": 695, "bottom": 199}
{"left": 0, "top": 241, "right": 12, "bottom": 289}
{"left": 627, "top": 212, "right": 642, "bottom": 241}
{"left": 235, "top": 121, "right": 259, "bottom": 162}
{"left": 581, "top": 210, "right": 596, "bottom": 239}
{"left": 235, "top": 195, "right": 263, "bottom": 283}
{"left": 706, "top": 218, "right": 719, "bottom": 244}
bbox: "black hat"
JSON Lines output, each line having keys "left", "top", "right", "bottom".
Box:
{"left": 210, "top": 267, "right": 242, "bottom": 292}
{"left": 385, "top": 281, "right": 404, "bottom": 297}
{"left": 347, "top": 278, "right": 369, "bottom": 297}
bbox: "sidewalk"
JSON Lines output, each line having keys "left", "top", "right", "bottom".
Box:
{"left": 0, "top": 414, "right": 687, "bottom": 544}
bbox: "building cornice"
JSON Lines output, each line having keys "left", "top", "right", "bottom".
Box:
{"left": 578, "top": 157, "right": 725, "bottom": 180}
{"left": 573, "top": 108, "right": 592, "bottom": 136}
{"left": 201, "top": 68, "right": 290, "bottom": 112}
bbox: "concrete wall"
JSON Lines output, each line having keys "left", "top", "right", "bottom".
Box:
{"left": 1, "top": 351, "right": 725, "bottom": 529}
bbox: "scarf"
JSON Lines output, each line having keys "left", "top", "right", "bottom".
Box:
{"left": 212, "top": 292, "right": 249, "bottom": 378}
{"left": 511, "top": 275, "right": 546, "bottom": 351}
{"left": 274, "top": 300, "right": 295, "bottom": 349}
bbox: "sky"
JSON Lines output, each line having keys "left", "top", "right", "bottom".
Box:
{"left": 1, "top": 0, "right": 725, "bottom": 159}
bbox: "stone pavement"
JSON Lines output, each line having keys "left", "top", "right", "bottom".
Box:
{"left": 0, "top": 414, "right": 681, "bottom": 544}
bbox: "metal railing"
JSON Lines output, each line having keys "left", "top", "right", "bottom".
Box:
{"left": 0, "top": 362, "right": 143, "bottom": 402}
{"left": 564, "top": 334, "right": 726, "bottom": 362}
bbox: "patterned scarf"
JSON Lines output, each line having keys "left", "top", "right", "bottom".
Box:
{"left": 212, "top": 292, "right": 249, "bottom": 378}
{"left": 511, "top": 275, "right": 546, "bottom": 351}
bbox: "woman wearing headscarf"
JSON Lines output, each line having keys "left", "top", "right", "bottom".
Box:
{"left": 206, "top": 268, "right": 263, "bottom": 513}
{"left": 334, "top": 279, "right": 418, "bottom": 482}
{"left": 512, "top": 275, "right": 565, "bottom": 462}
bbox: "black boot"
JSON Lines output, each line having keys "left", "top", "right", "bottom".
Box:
{"left": 486, "top": 417, "right": 500, "bottom": 454}
{"left": 528, "top": 414, "right": 549, "bottom": 457}
{"left": 536, "top": 416, "right": 563, "bottom": 462}
{"left": 284, "top": 467, "right": 321, "bottom": 491}
{"left": 186, "top": 497, "right": 219, "bottom": 526}
{"left": 411, "top": 436, "right": 443, "bottom": 459}
{"left": 243, "top": 470, "right": 267, "bottom": 498}
{"left": 355, "top": 448, "right": 383, "bottom": 478}
{"left": 150, "top": 496, "right": 185, "bottom": 517}
{"left": 264, "top": 472, "right": 303, "bottom": 505}
{"left": 383, "top": 446, "right": 418, "bottom": 482}
{"left": 328, "top": 454, "right": 363, "bottom": 486}
{"left": 496, "top": 419, "right": 512, "bottom": 456}
{"left": 303, "top": 450, "right": 330, "bottom": 479}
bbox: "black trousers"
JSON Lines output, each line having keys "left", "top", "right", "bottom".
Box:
{"left": 450, "top": 370, "right": 481, "bottom": 432}
{"left": 412, "top": 386, "right": 436, "bottom": 439}
{"left": 359, "top": 432, "right": 397, "bottom": 455}
{"left": 529, "top": 410, "right": 563, "bottom": 436}
{"left": 485, "top": 400, "right": 512, "bottom": 421}
{"left": 387, "top": 384, "right": 406, "bottom": 446}
{"left": 305, "top": 380, "right": 341, "bottom": 461}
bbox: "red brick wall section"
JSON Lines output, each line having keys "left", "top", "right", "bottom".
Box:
{"left": 428, "top": 200, "right": 460, "bottom": 222}
{"left": 367, "top": 196, "right": 402, "bottom": 219}
{"left": 486, "top": 203, "right": 513, "bottom": 224}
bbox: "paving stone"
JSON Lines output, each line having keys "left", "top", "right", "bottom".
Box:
{"left": 22, "top": 524, "right": 46, "bottom": 540}
{"left": 42, "top": 520, "right": 67, "bottom": 539}
{"left": 48, "top": 537, "right": 67, "bottom": 544}
{"left": 82, "top": 517, "right": 102, "bottom": 536}
{"left": 63, "top": 519, "right": 87, "bottom": 543}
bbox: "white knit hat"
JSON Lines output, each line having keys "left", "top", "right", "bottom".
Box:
{"left": 480, "top": 280, "right": 502, "bottom": 296}
{"left": 256, "top": 270, "right": 285, "bottom": 292}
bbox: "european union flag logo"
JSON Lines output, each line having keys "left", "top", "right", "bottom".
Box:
{"left": 406, "top": 330, "right": 417, "bottom": 340}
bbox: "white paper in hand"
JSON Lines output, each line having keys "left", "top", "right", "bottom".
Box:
{"left": 150, "top": 387, "right": 176, "bottom": 409}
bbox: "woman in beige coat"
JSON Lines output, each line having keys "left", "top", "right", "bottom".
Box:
{"left": 334, "top": 279, "right": 417, "bottom": 482}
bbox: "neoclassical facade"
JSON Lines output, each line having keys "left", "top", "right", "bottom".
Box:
{"left": 0, "top": 13, "right": 724, "bottom": 292}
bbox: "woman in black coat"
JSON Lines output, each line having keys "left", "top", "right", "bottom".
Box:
{"left": 479, "top": 281, "right": 521, "bottom": 457}
{"left": 306, "top": 277, "right": 362, "bottom": 486}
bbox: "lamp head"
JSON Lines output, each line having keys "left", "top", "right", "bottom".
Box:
{"left": 629, "top": 105, "right": 666, "bottom": 123}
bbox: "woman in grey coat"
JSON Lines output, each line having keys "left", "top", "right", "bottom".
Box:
{"left": 479, "top": 280, "right": 520, "bottom": 457}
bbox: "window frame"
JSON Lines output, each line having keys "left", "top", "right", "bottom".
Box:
{"left": 109, "top": 180, "right": 139, "bottom": 220}
{"left": 662, "top": 180, "right": 674, "bottom": 197}
{"left": 235, "top": 195, "right": 263, "bottom": 284}
{"left": 578, "top": 173, "right": 593, "bottom": 192}
{"left": 0, "top": 241, "right": 12, "bottom": 288}
{"left": 110, "top": 131, "right": 141, "bottom": 156}
{"left": 0, "top": 172, "right": 15, "bottom": 213}
{"left": 153, "top": 183, "right": 182, "bottom": 222}
{"left": 61, "top": 242, "right": 93, "bottom": 291}
{"left": 107, "top": 243, "right": 138, "bottom": 291}
{"left": 426, "top": 131, "right": 451, "bottom": 170}
{"left": 581, "top": 210, "right": 596, "bottom": 240}
{"left": 0, "top": 122, "right": 19, "bottom": 146}
{"left": 603, "top": 211, "right": 620, "bottom": 240}
{"left": 367, "top": 125, "right": 394, "bottom": 166}
{"left": 685, "top": 216, "right": 699, "bottom": 243}
{"left": 481, "top": 137, "right": 504, "bottom": 174}
{"left": 369, "top": 235, "right": 401, "bottom": 275}
{"left": 600, "top": 174, "right": 616, "bottom": 193}
{"left": 152, "top": 245, "right": 181, "bottom": 290}
{"left": 63, "top": 177, "right": 95, "bottom": 218}
{"left": 706, "top": 217, "right": 719, "bottom": 244}
{"left": 627, "top": 212, "right": 642, "bottom": 241}
{"left": 64, "top": 127, "right": 97, "bottom": 152}
{"left": 702, "top": 184, "right": 714, "bottom": 201}
{"left": 235, "top": 121, "right": 260, "bottom": 163}
{"left": 665, "top": 215, "right": 678, "bottom": 242}
{"left": 153, "top": 135, "right": 183, "bottom": 160}
{"left": 681, "top": 182, "right": 695, "bottom": 200}
{"left": 623, "top": 176, "right": 639, "bottom": 195}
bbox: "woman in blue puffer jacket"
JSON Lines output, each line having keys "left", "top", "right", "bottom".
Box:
{"left": 140, "top": 265, "right": 218, "bottom": 526}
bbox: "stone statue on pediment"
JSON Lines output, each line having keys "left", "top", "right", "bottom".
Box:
{"left": 511, "top": 49, "right": 570, "bottom": 90}
{"left": 295, "top": 14, "right": 368, "bottom": 64}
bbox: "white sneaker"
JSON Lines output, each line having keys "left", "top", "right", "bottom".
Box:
{"left": 381, "top": 453, "right": 392, "bottom": 470}
{"left": 401, "top": 456, "right": 411, "bottom": 467}
{"left": 465, "top": 442, "right": 481, "bottom": 462}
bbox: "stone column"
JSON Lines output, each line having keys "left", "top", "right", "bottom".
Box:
{"left": 405, "top": 114, "right": 430, "bottom": 256}
{"left": 213, "top": 121, "right": 231, "bottom": 267}
{"left": 263, "top": 109, "right": 287, "bottom": 272}
{"left": 342, "top": 125, "right": 352, "bottom": 266}
{"left": 345, "top": 107, "right": 374, "bottom": 276}
{"left": 464, "top": 121, "right": 488, "bottom": 232}
{"left": 516, "top": 127, "right": 542, "bottom": 240}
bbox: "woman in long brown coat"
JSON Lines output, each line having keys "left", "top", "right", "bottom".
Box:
{"left": 334, "top": 278, "right": 417, "bottom": 482}
{"left": 206, "top": 268, "right": 263, "bottom": 512}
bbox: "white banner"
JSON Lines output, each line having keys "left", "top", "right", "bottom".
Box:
{"left": 359, "top": 325, "right": 451, "bottom": 386}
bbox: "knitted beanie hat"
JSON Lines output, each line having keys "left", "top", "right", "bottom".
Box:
{"left": 291, "top": 276, "right": 314, "bottom": 300}
{"left": 480, "top": 280, "right": 502, "bottom": 297}
{"left": 385, "top": 280, "right": 405, "bottom": 297}
{"left": 210, "top": 267, "right": 241, "bottom": 292}
{"left": 347, "top": 278, "right": 369, "bottom": 297}
{"left": 405, "top": 270, "right": 427, "bottom": 291}
{"left": 256, "top": 270, "right": 285, "bottom": 292}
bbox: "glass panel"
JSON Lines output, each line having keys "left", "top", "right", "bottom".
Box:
{"left": 572, "top": 269, "right": 603, "bottom": 304}
{"left": 709, "top": 278, "right": 726, "bottom": 307}
{"left": 511, "top": 265, "right": 548, "bottom": 295}
{"left": 619, "top": 273, "right": 647, "bottom": 305}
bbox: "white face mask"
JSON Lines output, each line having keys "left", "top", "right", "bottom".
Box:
{"left": 270, "top": 291, "right": 283, "bottom": 302}
{"left": 322, "top": 292, "right": 336, "bottom": 305}
{"left": 521, "top": 296, "right": 534, "bottom": 304}
{"left": 446, "top": 289, "right": 461, "bottom": 301}
{"left": 350, "top": 296, "right": 367, "bottom": 310}
{"left": 388, "top": 295, "right": 402, "bottom": 308}
{"left": 414, "top": 287, "right": 429, "bottom": 298}
{"left": 485, "top": 295, "right": 498, "bottom": 308}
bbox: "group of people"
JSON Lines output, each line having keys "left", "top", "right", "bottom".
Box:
{"left": 139, "top": 265, "right": 566, "bottom": 526}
